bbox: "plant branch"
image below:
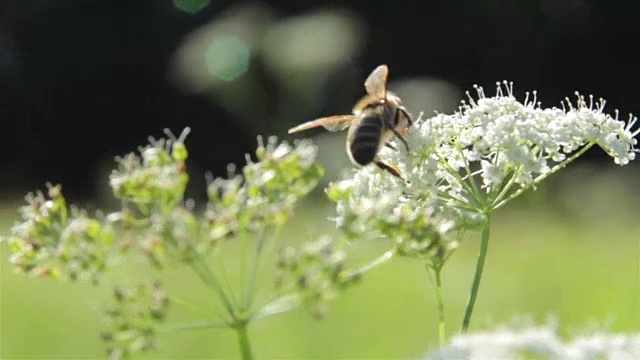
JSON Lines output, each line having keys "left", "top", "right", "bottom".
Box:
{"left": 235, "top": 322, "right": 254, "bottom": 360}
{"left": 190, "top": 253, "right": 236, "bottom": 318}
{"left": 243, "top": 226, "right": 278, "bottom": 312}
{"left": 461, "top": 214, "right": 491, "bottom": 333}
{"left": 162, "top": 321, "right": 229, "bottom": 331}
{"left": 435, "top": 153, "right": 484, "bottom": 208}
{"left": 253, "top": 293, "right": 302, "bottom": 320}
{"left": 430, "top": 264, "right": 446, "bottom": 346}
{"left": 457, "top": 146, "right": 483, "bottom": 201}
{"left": 341, "top": 248, "right": 397, "bottom": 279}
{"left": 493, "top": 142, "right": 595, "bottom": 209}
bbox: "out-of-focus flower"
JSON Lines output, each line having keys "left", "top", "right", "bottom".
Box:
{"left": 205, "top": 136, "right": 324, "bottom": 245}
{"left": 4, "top": 184, "right": 115, "bottom": 284}
{"left": 427, "top": 323, "right": 640, "bottom": 360}
{"left": 101, "top": 281, "right": 170, "bottom": 360}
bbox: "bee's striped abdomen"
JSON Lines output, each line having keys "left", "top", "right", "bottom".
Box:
{"left": 349, "top": 115, "right": 382, "bottom": 165}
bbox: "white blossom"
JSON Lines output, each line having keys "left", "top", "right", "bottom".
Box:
{"left": 426, "top": 324, "right": 640, "bottom": 360}
{"left": 330, "top": 81, "right": 639, "bottom": 231}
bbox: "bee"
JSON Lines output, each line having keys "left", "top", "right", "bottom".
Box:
{"left": 287, "top": 64, "right": 413, "bottom": 180}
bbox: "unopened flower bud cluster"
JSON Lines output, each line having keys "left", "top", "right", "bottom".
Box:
{"left": 6, "top": 184, "right": 115, "bottom": 284}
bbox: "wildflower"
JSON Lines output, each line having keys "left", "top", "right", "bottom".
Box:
{"left": 275, "top": 235, "right": 357, "bottom": 319}
{"left": 327, "top": 82, "right": 638, "bottom": 337}
{"left": 332, "top": 81, "right": 639, "bottom": 230}
{"left": 5, "top": 184, "right": 115, "bottom": 284}
{"left": 426, "top": 323, "right": 640, "bottom": 360}
{"left": 101, "top": 281, "right": 170, "bottom": 359}
{"left": 110, "top": 129, "right": 190, "bottom": 216}
{"left": 204, "top": 136, "right": 324, "bottom": 244}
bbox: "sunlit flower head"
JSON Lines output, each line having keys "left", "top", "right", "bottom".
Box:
{"left": 330, "top": 82, "right": 639, "bottom": 230}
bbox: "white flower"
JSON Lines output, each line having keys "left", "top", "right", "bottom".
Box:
{"left": 329, "top": 81, "right": 638, "bottom": 239}
{"left": 480, "top": 160, "right": 504, "bottom": 187}
{"left": 398, "top": 82, "right": 636, "bottom": 212}
{"left": 426, "top": 324, "right": 640, "bottom": 360}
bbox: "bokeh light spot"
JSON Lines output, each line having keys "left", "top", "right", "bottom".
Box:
{"left": 173, "top": 0, "right": 210, "bottom": 14}
{"left": 263, "top": 11, "right": 364, "bottom": 71}
{"left": 205, "top": 36, "right": 250, "bottom": 82}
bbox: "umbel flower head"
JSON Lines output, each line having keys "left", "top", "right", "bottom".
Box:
{"left": 400, "top": 82, "right": 638, "bottom": 211}
{"left": 101, "top": 281, "right": 170, "bottom": 359}
{"left": 4, "top": 184, "right": 116, "bottom": 284}
{"left": 327, "top": 82, "right": 638, "bottom": 261}
{"left": 205, "top": 135, "right": 324, "bottom": 244}
{"left": 426, "top": 323, "right": 640, "bottom": 360}
{"left": 331, "top": 82, "right": 638, "bottom": 227}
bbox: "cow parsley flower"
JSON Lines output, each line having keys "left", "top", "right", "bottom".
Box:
{"left": 333, "top": 81, "right": 638, "bottom": 229}
{"left": 327, "top": 81, "right": 639, "bottom": 339}
{"left": 426, "top": 324, "right": 640, "bottom": 360}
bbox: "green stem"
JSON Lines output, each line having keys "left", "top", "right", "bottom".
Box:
{"left": 435, "top": 153, "right": 484, "bottom": 208}
{"left": 341, "top": 249, "right": 396, "bottom": 279}
{"left": 433, "top": 266, "right": 446, "bottom": 346}
{"left": 436, "top": 194, "right": 480, "bottom": 213}
{"left": 489, "top": 170, "right": 517, "bottom": 207}
{"left": 235, "top": 322, "right": 254, "bottom": 360}
{"left": 457, "top": 146, "right": 482, "bottom": 199}
{"left": 162, "top": 321, "right": 229, "bottom": 331}
{"left": 239, "top": 232, "right": 248, "bottom": 305}
{"left": 253, "top": 293, "right": 302, "bottom": 320}
{"left": 461, "top": 214, "right": 491, "bottom": 333}
{"left": 243, "top": 227, "right": 277, "bottom": 311}
{"left": 493, "top": 142, "right": 595, "bottom": 209}
{"left": 190, "top": 254, "right": 236, "bottom": 317}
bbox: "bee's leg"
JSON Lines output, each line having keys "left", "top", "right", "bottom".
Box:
{"left": 374, "top": 158, "right": 405, "bottom": 180}
{"left": 399, "top": 107, "right": 413, "bottom": 126}
{"left": 390, "top": 127, "right": 410, "bottom": 151}
{"left": 390, "top": 108, "right": 411, "bottom": 151}
{"left": 384, "top": 142, "right": 398, "bottom": 151}
{"left": 393, "top": 107, "right": 413, "bottom": 127}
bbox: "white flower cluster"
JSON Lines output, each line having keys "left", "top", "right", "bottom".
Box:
{"left": 334, "top": 82, "right": 638, "bottom": 223}
{"left": 426, "top": 324, "right": 640, "bottom": 360}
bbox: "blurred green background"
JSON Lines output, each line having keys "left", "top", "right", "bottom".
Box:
{"left": 2, "top": 164, "right": 638, "bottom": 358}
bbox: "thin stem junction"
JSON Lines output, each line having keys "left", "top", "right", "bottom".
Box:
{"left": 235, "top": 322, "right": 254, "bottom": 360}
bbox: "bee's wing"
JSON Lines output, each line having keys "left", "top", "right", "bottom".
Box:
{"left": 288, "top": 115, "right": 356, "bottom": 133}
{"left": 364, "top": 64, "right": 388, "bottom": 98}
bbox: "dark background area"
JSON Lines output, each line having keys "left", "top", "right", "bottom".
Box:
{"left": 1, "top": 0, "right": 638, "bottom": 201}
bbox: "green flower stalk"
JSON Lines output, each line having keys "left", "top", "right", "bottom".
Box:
{"left": 326, "top": 81, "right": 638, "bottom": 342}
